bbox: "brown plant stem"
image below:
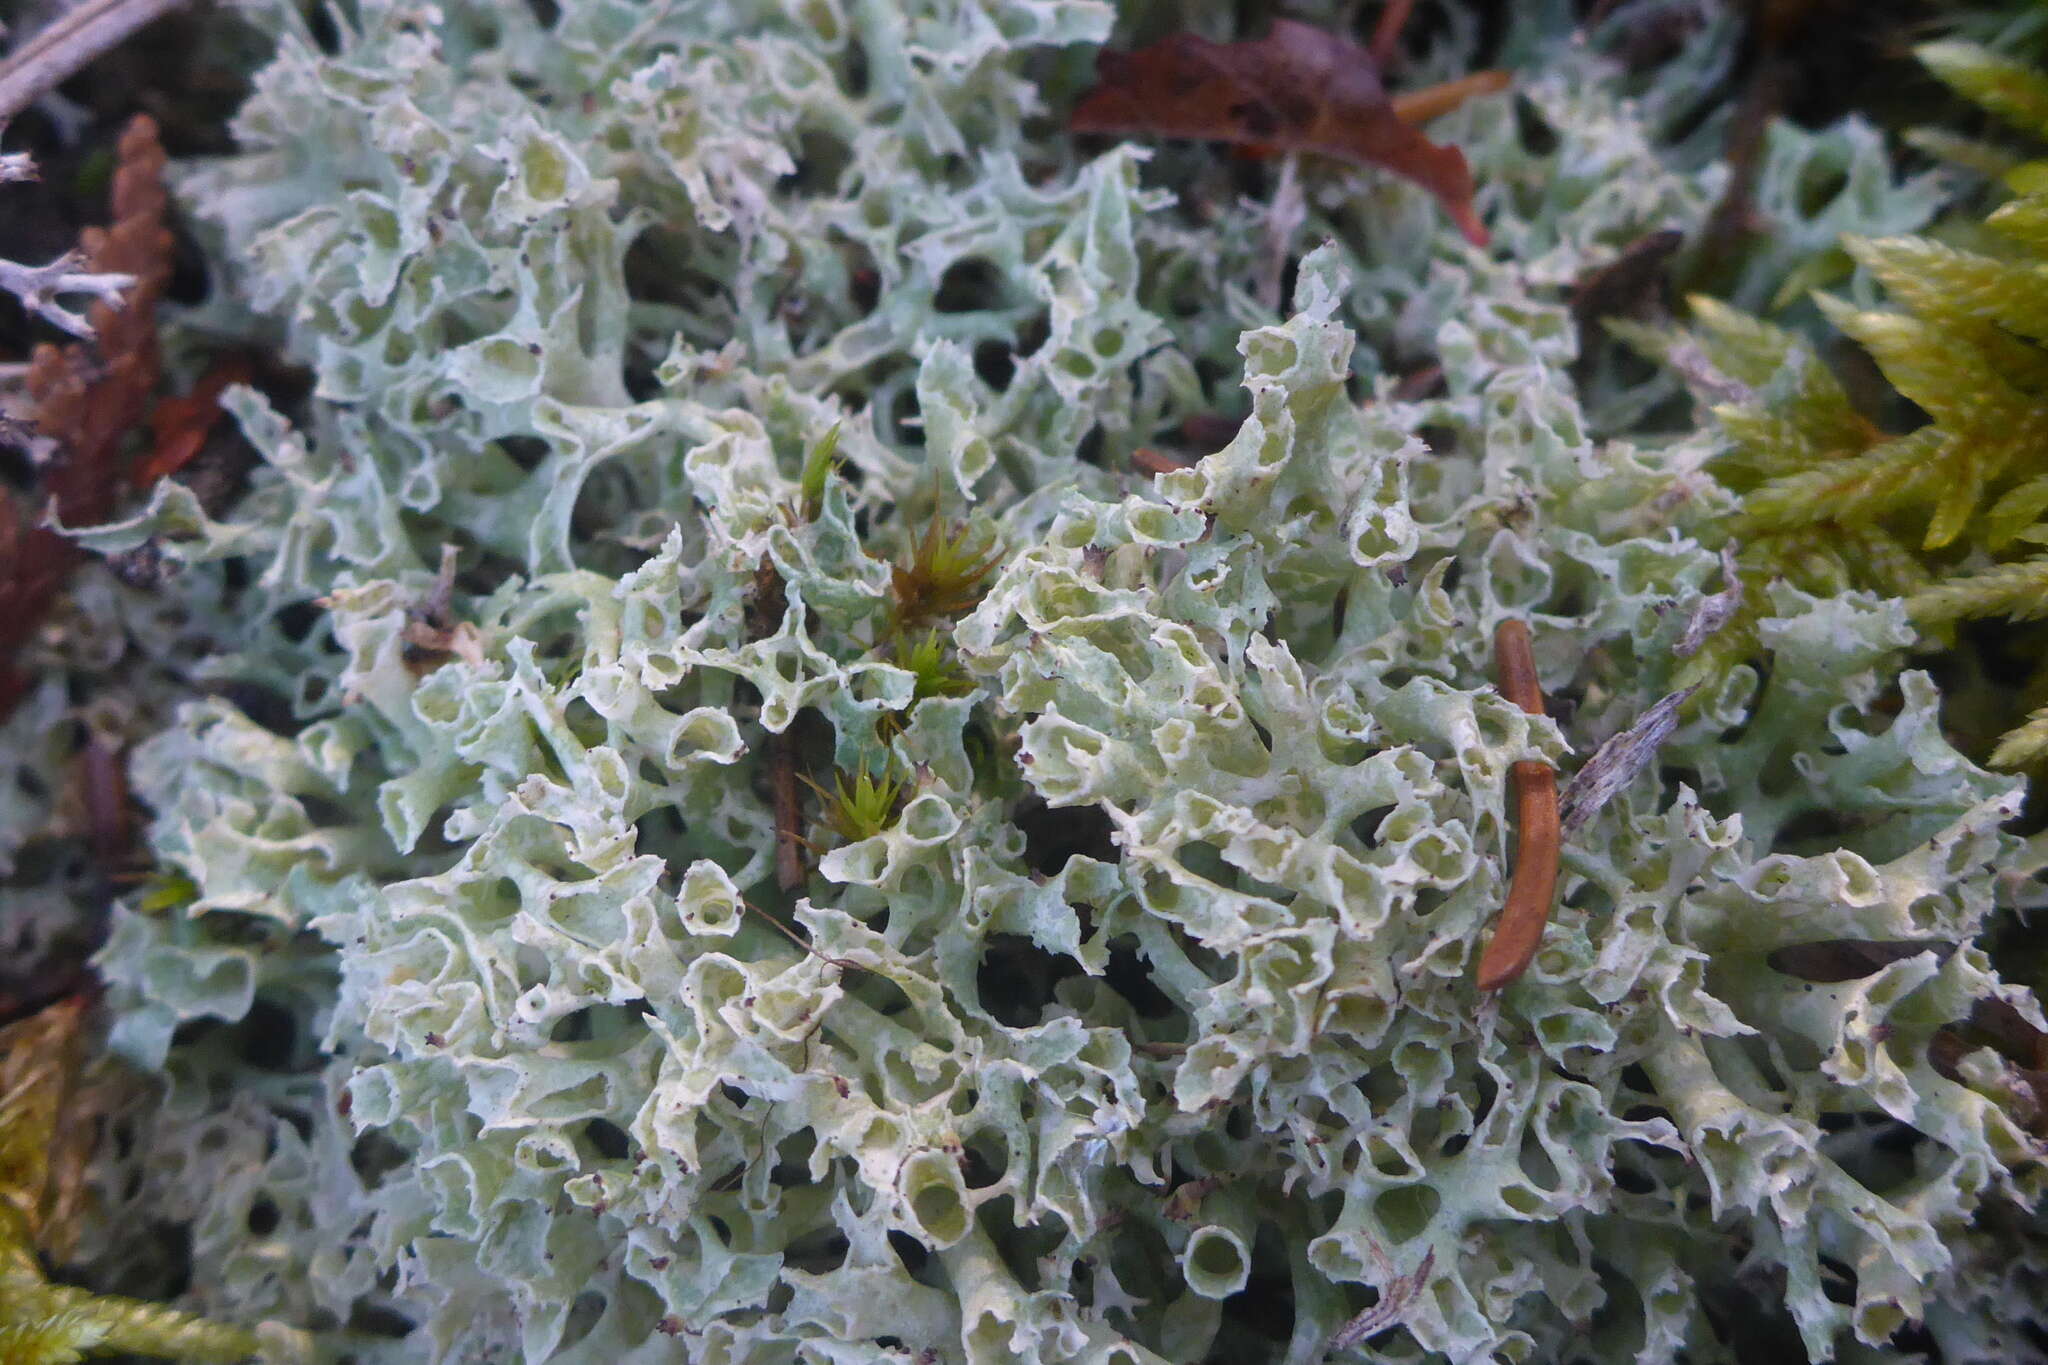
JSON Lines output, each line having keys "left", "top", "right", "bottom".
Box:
{"left": 1476, "top": 620, "right": 1561, "bottom": 992}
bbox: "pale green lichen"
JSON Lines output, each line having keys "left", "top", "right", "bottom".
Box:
{"left": 50, "top": 1, "right": 2048, "bottom": 1362}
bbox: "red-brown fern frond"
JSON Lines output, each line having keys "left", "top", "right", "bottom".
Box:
{"left": 0, "top": 114, "right": 172, "bottom": 720}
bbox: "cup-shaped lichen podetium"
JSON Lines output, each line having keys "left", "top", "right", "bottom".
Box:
{"left": 898, "top": 1148, "right": 973, "bottom": 1248}
{"left": 1180, "top": 1186, "right": 1258, "bottom": 1300}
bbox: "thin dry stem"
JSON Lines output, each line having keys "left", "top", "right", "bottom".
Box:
{"left": 1558, "top": 686, "right": 1698, "bottom": 836}
{"left": 1254, "top": 152, "right": 1306, "bottom": 316}
{"left": 1369, "top": 0, "right": 1415, "bottom": 68}
{"left": 0, "top": 0, "right": 189, "bottom": 122}
{"left": 771, "top": 729, "right": 806, "bottom": 890}
{"left": 738, "top": 895, "right": 868, "bottom": 978}
{"left": 1390, "top": 69, "right": 1512, "bottom": 125}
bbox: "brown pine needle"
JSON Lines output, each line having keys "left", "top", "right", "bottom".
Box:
{"left": 1390, "top": 69, "right": 1512, "bottom": 126}
{"left": 1476, "top": 620, "right": 1561, "bottom": 992}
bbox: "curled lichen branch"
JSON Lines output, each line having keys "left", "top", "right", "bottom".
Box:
{"left": 0, "top": 250, "right": 136, "bottom": 340}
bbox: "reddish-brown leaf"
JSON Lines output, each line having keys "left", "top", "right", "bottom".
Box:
{"left": 132, "top": 355, "right": 255, "bottom": 488}
{"left": 1765, "top": 938, "right": 1952, "bottom": 984}
{"left": 1070, "top": 19, "right": 1492, "bottom": 246}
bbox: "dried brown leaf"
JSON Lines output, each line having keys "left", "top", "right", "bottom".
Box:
{"left": 399, "top": 547, "right": 484, "bottom": 671}
{"left": 1765, "top": 939, "right": 1953, "bottom": 984}
{"left": 130, "top": 354, "right": 254, "bottom": 488}
{"left": 1968, "top": 996, "right": 2048, "bottom": 1070}
{"left": 1070, "top": 19, "right": 1492, "bottom": 246}
{"left": 1570, "top": 227, "right": 1684, "bottom": 353}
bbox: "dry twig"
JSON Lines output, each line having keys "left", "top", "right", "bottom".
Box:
{"left": 1558, "top": 685, "right": 1697, "bottom": 836}
{"left": 0, "top": 0, "right": 189, "bottom": 122}
{"left": 1326, "top": 1246, "right": 1436, "bottom": 1351}
{"left": 1673, "top": 544, "right": 1742, "bottom": 658}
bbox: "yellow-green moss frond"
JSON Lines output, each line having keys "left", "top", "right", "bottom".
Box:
{"left": 1662, "top": 42, "right": 2048, "bottom": 775}
{"left": 0, "top": 1306, "right": 112, "bottom": 1365}
{"left": 803, "top": 764, "right": 907, "bottom": 845}
{"left": 1843, "top": 234, "right": 2048, "bottom": 343}
{"left": 0, "top": 1001, "right": 262, "bottom": 1363}
{"left": 1712, "top": 388, "right": 1874, "bottom": 485}
{"left": 1839, "top": 523, "right": 1935, "bottom": 599}
{"left": 0, "top": 1277, "right": 259, "bottom": 1364}
{"left": 1911, "top": 554, "right": 2048, "bottom": 626}
{"left": 1984, "top": 477, "right": 2048, "bottom": 547}
{"left": 889, "top": 518, "right": 1004, "bottom": 628}
{"left": 1920, "top": 41, "right": 2048, "bottom": 140}
{"left": 1905, "top": 127, "right": 2025, "bottom": 179}
{"left": 1813, "top": 293, "right": 2031, "bottom": 433}
{"left": 1990, "top": 191, "right": 2048, "bottom": 252}
{"left": 1684, "top": 295, "right": 1802, "bottom": 389}
{"left": 0, "top": 1000, "right": 87, "bottom": 1258}
{"left": 1991, "top": 704, "right": 2048, "bottom": 769}
{"left": 1734, "top": 425, "right": 1945, "bottom": 537}
{"left": 892, "top": 629, "right": 975, "bottom": 703}
{"left": 1636, "top": 297, "right": 1876, "bottom": 492}
{"left": 795, "top": 421, "right": 842, "bottom": 522}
